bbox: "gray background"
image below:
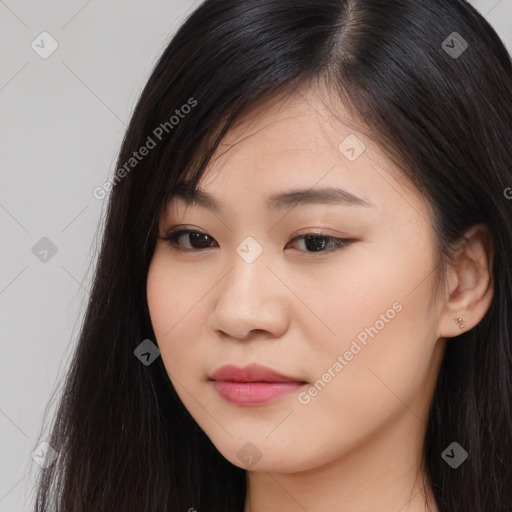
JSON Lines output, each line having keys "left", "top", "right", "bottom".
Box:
{"left": 0, "top": 1, "right": 510, "bottom": 510}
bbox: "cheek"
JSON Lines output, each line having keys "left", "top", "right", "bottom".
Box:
{"left": 307, "top": 237, "right": 437, "bottom": 395}
{"left": 147, "top": 251, "right": 202, "bottom": 332}
{"left": 299, "top": 244, "right": 425, "bottom": 349}
{"left": 290, "top": 290, "right": 436, "bottom": 461}
{"left": 146, "top": 254, "right": 208, "bottom": 377}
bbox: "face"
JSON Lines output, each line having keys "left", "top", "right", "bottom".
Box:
{"left": 146, "top": 82, "right": 447, "bottom": 474}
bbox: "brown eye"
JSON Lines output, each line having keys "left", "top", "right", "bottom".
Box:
{"left": 286, "top": 234, "right": 351, "bottom": 253}
{"left": 160, "top": 230, "right": 218, "bottom": 251}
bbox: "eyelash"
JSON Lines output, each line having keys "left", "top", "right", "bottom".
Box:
{"left": 159, "top": 229, "right": 352, "bottom": 254}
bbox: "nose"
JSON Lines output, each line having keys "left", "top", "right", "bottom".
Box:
{"left": 207, "top": 247, "right": 290, "bottom": 340}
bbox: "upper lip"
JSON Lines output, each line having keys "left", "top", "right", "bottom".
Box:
{"left": 210, "top": 363, "right": 305, "bottom": 383}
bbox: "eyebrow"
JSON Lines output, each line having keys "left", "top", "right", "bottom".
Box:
{"left": 172, "top": 185, "right": 374, "bottom": 213}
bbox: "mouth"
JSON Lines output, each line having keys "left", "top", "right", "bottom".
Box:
{"left": 210, "top": 363, "right": 306, "bottom": 383}
{"left": 209, "top": 363, "right": 308, "bottom": 406}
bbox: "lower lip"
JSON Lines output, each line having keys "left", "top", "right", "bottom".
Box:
{"left": 212, "top": 381, "right": 304, "bottom": 406}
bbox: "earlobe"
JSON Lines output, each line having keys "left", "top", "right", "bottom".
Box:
{"left": 437, "top": 223, "right": 494, "bottom": 338}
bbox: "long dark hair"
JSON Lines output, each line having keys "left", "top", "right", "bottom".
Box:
{"left": 33, "top": 1, "right": 512, "bottom": 510}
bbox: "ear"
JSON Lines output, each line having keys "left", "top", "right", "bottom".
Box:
{"left": 438, "top": 223, "right": 494, "bottom": 338}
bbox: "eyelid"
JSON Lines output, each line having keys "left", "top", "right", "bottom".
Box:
{"left": 161, "top": 225, "right": 349, "bottom": 239}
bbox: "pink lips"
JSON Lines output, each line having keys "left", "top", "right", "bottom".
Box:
{"left": 210, "top": 363, "right": 306, "bottom": 406}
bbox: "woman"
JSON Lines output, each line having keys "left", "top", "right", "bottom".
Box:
{"left": 33, "top": 0, "right": 512, "bottom": 511}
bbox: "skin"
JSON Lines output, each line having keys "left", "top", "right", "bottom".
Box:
{"left": 146, "top": 81, "right": 494, "bottom": 512}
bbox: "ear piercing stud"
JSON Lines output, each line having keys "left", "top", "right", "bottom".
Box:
{"left": 455, "top": 316, "right": 466, "bottom": 330}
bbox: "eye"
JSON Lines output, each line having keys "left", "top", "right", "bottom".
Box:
{"left": 159, "top": 229, "right": 351, "bottom": 254}
{"left": 286, "top": 233, "right": 351, "bottom": 253}
{"left": 159, "top": 229, "right": 218, "bottom": 251}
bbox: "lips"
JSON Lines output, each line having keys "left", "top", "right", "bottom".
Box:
{"left": 209, "top": 363, "right": 307, "bottom": 406}
{"left": 210, "top": 363, "right": 305, "bottom": 383}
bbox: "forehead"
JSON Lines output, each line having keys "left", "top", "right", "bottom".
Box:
{"left": 197, "top": 84, "right": 395, "bottom": 190}
{"left": 166, "top": 83, "right": 430, "bottom": 228}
